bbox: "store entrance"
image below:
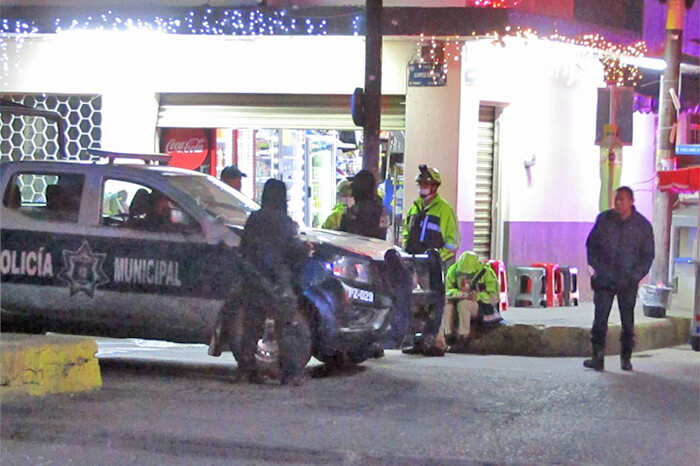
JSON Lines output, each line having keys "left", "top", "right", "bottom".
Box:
{"left": 215, "top": 128, "right": 405, "bottom": 237}
{"left": 156, "top": 92, "right": 406, "bottom": 234}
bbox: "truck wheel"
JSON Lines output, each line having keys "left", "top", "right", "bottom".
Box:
{"left": 0, "top": 313, "right": 45, "bottom": 334}
{"left": 319, "top": 348, "right": 367, "bottom": 371}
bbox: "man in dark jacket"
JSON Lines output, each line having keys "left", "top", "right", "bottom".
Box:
{"left": 584, "top": 186, "right": 654, "bottom": 371}
{"left": 339, "top": 169, "right": 389, "bottom": 240}
{"left": 237, "top": 179, "right": 310, "bottom": 385}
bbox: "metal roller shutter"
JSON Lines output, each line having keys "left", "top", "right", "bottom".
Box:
{"left": 157, "top": 93, "right": 405, "bottom": 130}
{"left": 474, "top": 105, "right": 496, "bottom": 261}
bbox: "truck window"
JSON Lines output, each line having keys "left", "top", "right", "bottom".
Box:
{"left": 3, "top": 172, "right": 84, "bottom": 223}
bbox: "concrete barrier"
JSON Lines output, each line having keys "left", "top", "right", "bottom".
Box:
{"left": 0, "top": 333, "right": 101, "bottom": 399}
{"left": 466, "top": 316, "right": 691, "bottom": 357}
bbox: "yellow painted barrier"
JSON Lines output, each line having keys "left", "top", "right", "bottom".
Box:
{"left": 0, "top": 333, "right": 101, "bottom": 399}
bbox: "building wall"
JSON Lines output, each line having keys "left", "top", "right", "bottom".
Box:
{"left": 644, "top": 0, "right": 700, "bottom": 56}
{"left": 457, "top": 37, "right": 657, "bottom": 300}
{"left": 2, "top": 33, "right": 414, "bottom": 153}
{"left": 403, "top": 41, "right": 463, "bottom": 238}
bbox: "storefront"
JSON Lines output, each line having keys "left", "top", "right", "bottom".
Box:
{"left": 156, "top": 92, "right": 406, "bottom": 227}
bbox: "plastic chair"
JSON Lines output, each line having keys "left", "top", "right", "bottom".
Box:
{"left": 530, "top": 262, "right": 564, "bottom": 307}
{"left": 508, "top": 266, "right": 546, "bottom": 308}
{"left": 560, "top": 266, "right": 579, "bottom": 306}
{"left": 488, "top": 260, "right": 508, "bottom": 312}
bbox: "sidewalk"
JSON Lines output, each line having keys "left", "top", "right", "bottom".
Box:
{"left": 468, "top": 301, "right": 693, "bottom": 357}
{"left": 0, "top": 301, "right": 694, "bottom": 398}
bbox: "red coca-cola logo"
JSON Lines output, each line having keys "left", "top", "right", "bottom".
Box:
{"left": 162, "top": 128, "right": 210, "bottom": 170}
{"left": 165, "top": 138, "right": 206, "bottom": 153}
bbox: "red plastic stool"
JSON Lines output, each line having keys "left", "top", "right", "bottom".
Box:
{"left": 489, "top": 260, "right": 508, "bottom": 312}
{"left": 530, "top": 262, "right": 564, "bottom": 307}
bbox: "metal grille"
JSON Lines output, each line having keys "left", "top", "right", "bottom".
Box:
{"left": 0, "top": 94, "right": 102, "bottom": 162}
{"left": 474, "top": 105, "right": 496, "bottom": 261}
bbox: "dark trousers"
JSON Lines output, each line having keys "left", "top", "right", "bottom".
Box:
{"left": 236, "top": 268, "right": 304, "bottom": 380}
{"left": 591, "top": 284, "right": 637, "bottom": 349}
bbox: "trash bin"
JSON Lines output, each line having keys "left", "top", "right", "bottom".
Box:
{"left": 640, "top": 284, "right": 673, "bottom": 318}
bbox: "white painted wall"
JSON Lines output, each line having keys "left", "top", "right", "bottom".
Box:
{"left": 457, "top": 37, "right": 656, "bottom": 224}
{"left": 2, "top": 32, "right": 414, "bottom": 152}
{"left": 403, "top": 41, "right": 463, "bottom": 214}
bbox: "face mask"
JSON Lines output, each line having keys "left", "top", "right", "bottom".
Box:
{"left": 419, "top": 187, "right": 431, "bottom": 197}
{"left": 341, "top": 197, "right": 355, "bottom": 207}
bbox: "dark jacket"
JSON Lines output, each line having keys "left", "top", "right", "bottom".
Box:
{"left": 339, "top": 197, "right": 388, "bottom": 240}
{"left": 241, "top": 179, "right": 308, "bottom": 280}
{"left": 586, "top": 207, "right": 654, "bottom": 289}
{"left": 339, "top": 169, "right": 389, "bottom": 240}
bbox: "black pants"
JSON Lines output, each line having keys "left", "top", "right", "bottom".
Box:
{"left": 591, "top": 284, "right": 637, "bottom": 349}
{"left": 236, "top": 268, "right": 304, "bottom": 380}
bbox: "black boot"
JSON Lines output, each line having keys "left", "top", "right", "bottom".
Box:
{"left": 402, "top": 333, "right": 424, "bottom": 355}
{"left": 421, "top": 335, "right": 445, "bottom": 357}
{"left": 583, "top": 344, "right": 605, "bottom": 371}
{"left": 620, "top": 347, "right": 633, "bottom": 371}
{"left": 447, "top": 335, "right": 469, "bottom": 354}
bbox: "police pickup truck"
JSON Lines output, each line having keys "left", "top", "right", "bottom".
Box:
{"left": 0, "top": 150, "right": 444, "bottom": 373}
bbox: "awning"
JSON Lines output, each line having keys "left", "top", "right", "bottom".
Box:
{"left": 657, "top": 166, "right": 700, "bottom": 193}
{"left": 157, "top": 93, "right": 405, "bottom": 131}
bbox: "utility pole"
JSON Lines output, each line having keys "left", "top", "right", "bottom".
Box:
{"left": 363, "top": 0, "right": 382, "bottom": 181}
{"left": 649, "top": 0, "right": 687, "bottom": 286}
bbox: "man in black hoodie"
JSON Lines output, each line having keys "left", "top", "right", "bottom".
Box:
{"left": 584, "top": 186, "right": 654, "bottom": 372}
{"left": 339, "top": 169, "right": 389, "bottom": 240}
{"left": 237, "top": 179, "right": 309, "bottom": 385}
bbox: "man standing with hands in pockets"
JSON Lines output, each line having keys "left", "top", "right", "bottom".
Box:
{"left": 584, "top": 186, "right": 654, "bottom": 372}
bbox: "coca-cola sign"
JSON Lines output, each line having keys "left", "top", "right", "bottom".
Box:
{"left": 162, "top": 128, "right": 210, "bottom": 170}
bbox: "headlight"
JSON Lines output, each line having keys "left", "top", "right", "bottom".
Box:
{"left": 331, "top": 256, "right": 372, "bottom": 284}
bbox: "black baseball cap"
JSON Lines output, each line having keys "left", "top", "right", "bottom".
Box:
{"left": 221, "top": 164, "right": 247, "bottom": 179}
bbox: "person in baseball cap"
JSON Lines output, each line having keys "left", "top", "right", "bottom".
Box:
{"left": 221, "top": 164, "right": 247, "bottom": 191}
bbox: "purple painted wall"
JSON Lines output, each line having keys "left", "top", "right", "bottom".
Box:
{"left": 458, "top": 220, "right": 596, "bottom": 301}
{"left": 505, "top": 221, "right": 595, "bottom": 301}
{"left": 457, "top": 221, "right": 474, "bottom": 253}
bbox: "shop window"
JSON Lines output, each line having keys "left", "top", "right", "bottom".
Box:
{"left": 677, "top": 112, "right": 700, "bottom": 169}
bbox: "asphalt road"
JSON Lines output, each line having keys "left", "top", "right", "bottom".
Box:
{"left": 1, "top": 340, "right": 698, "bottom": 465}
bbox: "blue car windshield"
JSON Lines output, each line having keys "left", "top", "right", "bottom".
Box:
{"left": 163, "top": 173, "right": 259, "bottom": 227}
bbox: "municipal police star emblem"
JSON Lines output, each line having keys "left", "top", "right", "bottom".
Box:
{"left": 57, "top": 240, "right": 109, "bottom": 297}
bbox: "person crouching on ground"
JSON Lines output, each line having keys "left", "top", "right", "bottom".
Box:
{"left": 437, "top": 251, "right": 500, "bottom": 353}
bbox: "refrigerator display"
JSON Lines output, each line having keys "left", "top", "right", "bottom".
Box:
{"left": 305, "top": 133, "right": 336, "bottom": 228}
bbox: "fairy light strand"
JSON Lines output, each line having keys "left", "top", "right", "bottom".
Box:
{"left": 413, "top": 26, "right": 648, "bottom": 87}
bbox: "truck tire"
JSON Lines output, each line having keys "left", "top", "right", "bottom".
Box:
{"left": 318, "top": 348, "right": 368, "bottom": 371}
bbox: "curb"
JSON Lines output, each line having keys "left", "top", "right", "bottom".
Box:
{"left": 468, "top": 316, "right": 692, "bottom": 357}
{"left": 0, "top": 333, "right": 102, "bottom": 400}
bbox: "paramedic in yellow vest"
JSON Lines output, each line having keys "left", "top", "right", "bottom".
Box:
{"left": 322, "top": 178, "right": 353, "bottom": 230}
{"left": 437, "top": 251, "right": 500, "bottom": 353}
{"left": 402, "top": 164, "right": 460, "bottom": 266}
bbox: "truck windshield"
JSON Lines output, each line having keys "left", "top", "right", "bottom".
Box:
{"left": 163, "top": 173, "right": 260, "bottom": 227}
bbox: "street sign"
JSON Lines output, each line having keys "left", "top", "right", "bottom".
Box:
{"left": 676, "top": 144, "right": 700, "bottom": 156}
{"left": 408, "top": 63, "right": 446, "bottom": 87}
